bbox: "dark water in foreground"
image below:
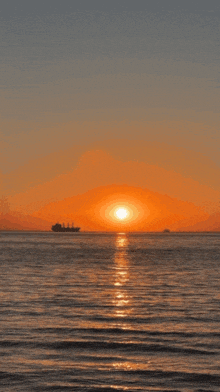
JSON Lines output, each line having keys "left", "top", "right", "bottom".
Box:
{"left": 0, "top": 232, "right": 220, "bottom": 392}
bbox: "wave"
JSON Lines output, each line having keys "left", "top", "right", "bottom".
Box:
{"left": 33, "top": 326, "right": 220, "bottom": 338}
{"left": 1, "top": 368, "right": 219, "bottom": 390}
{"left": 0, "top": 339, "right": 216, "bottom": 356}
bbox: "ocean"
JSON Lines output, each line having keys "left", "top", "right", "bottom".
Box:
{"left": 0, "top": 232, "right": 220, "bottom": 392}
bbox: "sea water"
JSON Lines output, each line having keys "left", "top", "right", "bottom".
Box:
{"left": 0, "top": 232, "right": 220, "bottom": 391}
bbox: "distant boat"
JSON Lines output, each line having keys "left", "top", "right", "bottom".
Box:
{"left": 163, "top": 229, "right": 171, "bottom": 233}
{"left": 51, "top": 223, "right": 80, "bottom": 232}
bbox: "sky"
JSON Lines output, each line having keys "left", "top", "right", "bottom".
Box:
{"left": 0, "top": 1, "right": 220, "bottom": 230}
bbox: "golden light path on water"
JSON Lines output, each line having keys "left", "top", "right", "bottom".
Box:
{"left": 112, "top": 233, "right": 137, "bottom": 373}
{"left": 114, "top": 233, "right": 130, "bottom": 318}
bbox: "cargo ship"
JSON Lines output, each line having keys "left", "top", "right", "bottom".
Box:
{"left": 163, "top": 229, "right": 171, "bottom": 233}
{"left": 51, "top": 223, "right": 80, "bottom": 232}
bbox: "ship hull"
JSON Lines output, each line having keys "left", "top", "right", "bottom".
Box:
{"left": 51, "top": 223, "right": 80, "bottom": 232}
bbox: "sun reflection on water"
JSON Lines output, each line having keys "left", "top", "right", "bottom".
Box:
{"left": 112, "top": 234, "right": 136, "bottom": 371}
{"left": 115, "top": 234, "right": 128, "bottom": 248}
{"left": 113, "top": 233, "right": 132, "bottom": 319}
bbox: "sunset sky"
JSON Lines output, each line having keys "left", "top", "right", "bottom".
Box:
{"left": 1, "top": 1, "right": 220, "bottom": 231}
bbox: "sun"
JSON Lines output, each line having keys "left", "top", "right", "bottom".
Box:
{"left": 115, "top": 207, "right": 129, "bottom": 220}
{"left": 99, "top": 196, "right": 145, "bottom": 229}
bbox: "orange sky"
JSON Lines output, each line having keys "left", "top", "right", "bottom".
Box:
{"left": 1, "top": 4, "right": 220, "bottom": 231}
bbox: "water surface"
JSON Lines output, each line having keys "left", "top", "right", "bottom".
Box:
{"left": 0, "top": 232, "right": 220, "bottom": 391}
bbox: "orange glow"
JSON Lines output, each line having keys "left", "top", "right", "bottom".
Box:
{"left": 97, "top": 193, "right": 147, "bottom": 231}
{"left": 30, "top": 183, "right": 211, "bottom": 232}
{"left": 105, "top": 203, "right": 137, "bottom": 224}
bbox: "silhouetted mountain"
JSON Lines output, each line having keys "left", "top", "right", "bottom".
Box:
{"left": 0, "top": 212, "right": 52, "bottom": 231}
{"left": 8, "top": 149, "right": 220, "bottom": 216}
{"left": 178, "top": 212, "right": 220, "bottom": 232}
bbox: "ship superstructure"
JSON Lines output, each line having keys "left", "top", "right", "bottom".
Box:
{"left": 51, "top": 223, "right": 80, "bottom": 232}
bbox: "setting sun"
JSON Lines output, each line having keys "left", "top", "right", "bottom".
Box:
{"left": 115, "top": 207, "right": 129, "bottom": 220}
{"left": 93, "top": 188, "right": 148, "bottom": 231}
